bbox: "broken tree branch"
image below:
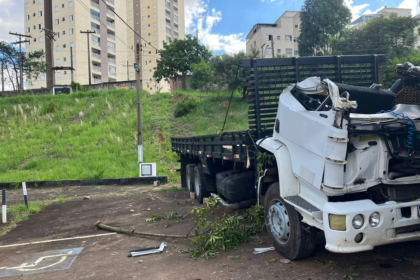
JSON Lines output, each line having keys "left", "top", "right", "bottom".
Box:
{"left": 94, "top": 221, "right": 189, "bottom": 239}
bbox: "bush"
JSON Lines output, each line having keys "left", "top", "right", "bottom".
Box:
{"left": 71, "top": 81, "right": 85, "bottom": 92}
{"left": 174, "top": 97, "right": 197, "bottom": 117}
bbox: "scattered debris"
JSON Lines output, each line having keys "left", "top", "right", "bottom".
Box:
{"left": 269, "top": 258, "right": 278, "bottom": 263}
{"left": 253, "top": 247, "right": 275, "bottom": 255}
{"left": 147, "top": 208, "right": 151, "bottom": 211}
{"left": 130, "top": 209, "right": 135, "bottom": 213}
{"left": 128, "top": 242, "right": 167, "bottom": 257}
{"left": 190, "top": 192, "right": 196, "bottom": 200}
{"left": 83, "top": 196, "right": 91, "bottom": 200}
{"left": 280, "top": 259, "right": 291, "bottom": 264}
{"left": 153, "top": 181, "right": 160, "bottom": 187}
{"left": 228, "top": 255, "right": 241, "bottom": 260}
{"left": 221, "top": 101, "right": 230, "bottom": 108}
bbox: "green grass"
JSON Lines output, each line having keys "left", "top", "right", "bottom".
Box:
{"left": 0, "top": 89, "right": 248, "bottom": 183}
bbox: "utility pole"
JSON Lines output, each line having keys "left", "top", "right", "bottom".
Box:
{"left": 70, "top": 47, "right": 74, "bottom": 83}
{"left": 41, "top": 28, "right": 57, "bottom": 88}
{"left": 134, "top": 43, "right": 143, "bottom": 165}
{"left": 9, "top": 32, "right": 31, "bottom": 94}
{"left": 80, "top": 30, "right": 96, "bottom": 85}
{"left": 261, "top": 43, "right": 266, "bottom": 58}
{"left": 270, "top": 35, "right": 275, "bottom": 58}
{"left": 123, "top": 61, "right": 130, "bottom": 81}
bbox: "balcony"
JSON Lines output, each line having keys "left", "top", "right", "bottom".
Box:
{"left": 92, "top": 65, "right": 101, "bottom": 72}
{"left": 106, "top": 0, "right": 114, "bottom": 5}
{"left": 107, "top": 21, "right": 115, "bottom": 29}
{"left": 106, "top": 9, "right": 114, "bottom": 17}
{"left": 92, "top": 52, "right": 101, "bottom": 59}
{"left": 92, "top": 40, "right": 100, "bottom": 47}
{"left": 91, "top": 14, "right": 100, "bottom": 21}
{"left": 90, "top": 1, "right": 99, "bottom": 9}
{"left": 91, "top": 27, "right": 100, "bottom": 34}
{"left": 107, "top": 33, "right": 115, "bottom": 40}
{"left": 93, "top": 78, "right": 102, "bottom": 84}
{"left": 108, "top": 57, "right": 116, "bottom": 64}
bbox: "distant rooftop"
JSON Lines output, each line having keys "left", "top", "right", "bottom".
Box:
{"left": 246, "top": 11, "right": 300, "bottom": 40}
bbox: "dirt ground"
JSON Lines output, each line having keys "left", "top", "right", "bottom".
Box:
{"left": 1, "top": 184, "right": 420, "bottom": 280}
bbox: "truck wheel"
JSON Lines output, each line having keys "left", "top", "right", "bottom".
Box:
{"left": 186, "top": 164, "right": 196, "bottom": 192}
{"left": 194, "top": 165, "right": 210, "bottom": 204}
{"left": 264, "top": 183, "right": 316, "bottom": 260}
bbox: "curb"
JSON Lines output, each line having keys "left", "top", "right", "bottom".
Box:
{"left": 0, "top": 176, "right": 169, "bottom": 189}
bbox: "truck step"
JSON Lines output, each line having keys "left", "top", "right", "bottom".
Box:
{"left": 284, "top": 196, "right": 322, "bottom": 219}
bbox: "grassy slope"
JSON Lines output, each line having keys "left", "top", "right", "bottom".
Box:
{"left": 0, "top": 90, "right": 248, "bottom": 183}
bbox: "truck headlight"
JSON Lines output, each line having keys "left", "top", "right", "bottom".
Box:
{"left": 352, "top": 214, "right": 364, "bottom": 229}
{"left": 329, "top": 214, "right": 346, "bottom": 231}
{"left": 369, "top": 212, "right": 380, "bottom": 227}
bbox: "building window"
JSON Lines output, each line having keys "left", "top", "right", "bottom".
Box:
{"left": 62, "top": 17, "right": 65, "bottom": 22}
{"left": 153, "top": 4, "right": 156, "bottom": 8}
{"left": 56, "top": 46, "right": 60, "bottom": 51}
{"left": 63, "top": 30, "right": 66, "bottom": 35}
{"left": 62, "top": 4, "right": 64, "bottom": 7}
{"left": 39, "top": 36, "right": 43, "bottom": 42}
{"left": 277, "top": 36, "right": 280, "bottom": 40}
{"left": 153, "top": 13, "right": 156, "bottom": 18}
{"left": 40, "top": 75, "right": 45, "bottom": 81}
{"left": 56, "top": 58, "right": 61, "bottom": 65}
{"left": 166, "top": 27, "right": 171, "bottom": 34}
{"left": 266, "top": 35, "right": 272, "bottom": 41}
{"left": 108, "top": 65, "right": 116, "bottom": 76}
{"left": 33, "top": 25, "right": 36, "bottom": 30}
{"left": 142, "top": 16, "right": 146, "bottom": 20}
{"left": 69, "top": 1, "right": 73, "bottom": 7}
{"left": 38, "top": 0, "right": 42, "bottom": 3}
{"left": 131, "top": 72, "right": 134, "bottom": 77}
{"left": 129, "top": 2, "right": 132, "bottom": 6}
{"left": 70, "top": 42, "right": 74, "bottom": 48}
{"left": 55, "top": 19, "right": 59, "bottom": 25}
{"left": 26, "top": 2, "right": 30, "bottom": 8}
{"left": 107, "top": 41, "right": 116, "bottom": 52}
{"left": 166, "top": 36, "right": 171, "bottom": 42}
{"left": 153, "top": 22, "right": 157, "bottom": 27}
{"left": 129, "top": 20, "right": 132, "bottom": 24}
{"left": 70, "top": 28, "right": 74, "bottom": 34}
{"left": 57, "top": 72, "right": 61, "bottom": 78}
{"left": 33, "top": 38, "right": 36, "bottom": 42}
{"left": 294, "top": 50, "right": 299, "bottom": 56}
{"left": 26, "top": 15, "right": 30, "bottom": 21}
{"left": 69, "top": 15, "right": 74, "bottom": 21}
{"left": 277, "top": 49, "right": 281, "bottom": 54}
{"left": 55, "top": 6, "right": 59, "bottom": 12}
{"left": 63, "top": 44, "right": 66, "bottom": 48}
{"left": 174, "top": 15, "right": 178, "bottom": 23}
{"left": 39, "top": 23, "right": 43, "bottom": 29}
{"left": 294, "top": 37, "right": 298, "bottom": 43}
{"left": 286, "top": 48, "right": 292, "bottom": 55}
{"left": 295, "top": 24, "right": 298, "bottom": 28}
{"left": 39, "top": 11, "right": 42, "bottom": 16}
{"left": 27, "top": 27, "right": 30, "bottom": 33}
{"left": 64, "top": 57, "right": 67, "bottom": 62}
{"left": 285, "top": 35, "right": 292, "bottom": 42}
{"left": 153, "top": 31, "right": 157, "bottom": 36}
{"left": 142, "top": 25, "right": 146, "bottom": 30}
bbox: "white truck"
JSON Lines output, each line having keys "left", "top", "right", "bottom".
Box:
{"left": 172, "top": 56, "right": 420, "bottom": 259}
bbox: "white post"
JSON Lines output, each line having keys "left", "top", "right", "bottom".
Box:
{"left": 2, "top": 190, "right": 6, "bottom": 224}
{"left": 22, "top": 182, "right": 28, "bottom": 208}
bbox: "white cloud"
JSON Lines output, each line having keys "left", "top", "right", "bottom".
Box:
{"left": 0, "top": 0, "right": 23, "bottom": 42}
{"left": 344, "top": 0, "right": 370, "bottom": 21}
{"left": 398, "top": 0, "right": 420, "bottom": 16}
{"left": 185, "top": 0, "right": 246, "bottom": 54}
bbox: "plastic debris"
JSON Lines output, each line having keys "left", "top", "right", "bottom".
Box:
{"left": 128, "top": 242, "right": 167, "bottom": 257}
{"left": 253, "top": 247, "right": 275, "bottom": 254}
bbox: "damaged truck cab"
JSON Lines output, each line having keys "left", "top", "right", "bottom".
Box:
{"left": 172, "top": 56, "right": 420, "bottom": 260}
{"left": 259, "top": 63, "right": 420, "bottom": 257}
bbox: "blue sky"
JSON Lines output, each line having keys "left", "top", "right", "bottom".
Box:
{"left": 0, "top": 0, "right": 418, "bottom": 53}
{"left": 185, "top": 0, "right": 419, "bottom": 53}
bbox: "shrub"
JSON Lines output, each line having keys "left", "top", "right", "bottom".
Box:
{"left": 174, "top": 98, "right": 197, "bottom": 118}
{"left": 71, "top": 81, "right": 85, "bottom": 92}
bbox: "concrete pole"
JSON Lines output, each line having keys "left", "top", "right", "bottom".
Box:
{"left": 136, "top": 43, "right": 143, "bottom": 165}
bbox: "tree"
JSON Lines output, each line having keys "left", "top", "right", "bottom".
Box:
{"left": 209, "top": 50, "right": 259, "bottom": 97}
{"left": 154, "top": 34, "right": 212, "bottom": 89}
{"left": 0, "top": 41, "right": 47, "bottom": 90}
{"left": 331, "top": 16, "right": 419, "bottom": 58}
{"left": 190, "top": 60, "right": 215, "bottom": 92}
{"left": 299, "top": 0, "right": 351, "bottom": 56}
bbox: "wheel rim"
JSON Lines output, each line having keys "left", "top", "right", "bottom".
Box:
{"left": 268, "top": 200, "right": 291, "bottom": 244}
{"left": 194, "top": 171, "right": 201, "bottom": 197}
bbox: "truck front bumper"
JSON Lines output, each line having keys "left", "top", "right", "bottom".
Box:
{"left": 323, "top": 199, "right": 420, "bottom": 253}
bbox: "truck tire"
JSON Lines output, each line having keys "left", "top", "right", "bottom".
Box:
{"left": 194, "top": 165, "right": 210, "bottom": 204}
{"left": 264, "top": 183, "right": 316, "bottom": 260}
{"left": 186, "top": 164, "right": 196, "bottom": 192}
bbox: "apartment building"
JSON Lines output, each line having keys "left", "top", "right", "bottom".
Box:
{"left": 125, "top": 0, "right": 185, "bottom": 92}
{"left": 24, "top": 0, "right": 128, "bottom": 89}
{"left": 246, "top": 11, "right": 300, "bottom": 58}
{"left": 351, "top": 6, "right": 412, "bottom": 28}
{"left": 24, "top": 0, "right": 185, "bottom": 93}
